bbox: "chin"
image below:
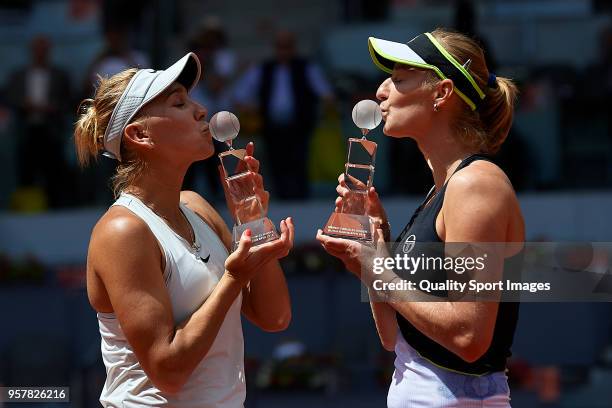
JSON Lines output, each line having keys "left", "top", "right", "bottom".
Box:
{"left": 196, "top": 137, "right": 215, "bottom": 159}
{"left": 382, "top": 124, "right": 404, "bottom": 139}
{"left": 200, "top": 146, "right": 215, "bottom": 160}
{"left": 384, "top": 123, "right": 416, "bottom": 140}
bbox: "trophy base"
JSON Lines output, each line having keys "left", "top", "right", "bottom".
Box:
{"left": 232, "top": 217, "right": 279, "bottom": 251}
{"left": 323, "top": 212, "right": 373, "bottom": 242}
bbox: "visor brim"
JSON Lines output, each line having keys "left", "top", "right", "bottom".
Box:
{"left": 368, "top": 37, "right": 432, "bottom": 74}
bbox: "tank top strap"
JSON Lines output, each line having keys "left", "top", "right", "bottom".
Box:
{"left": 454, "top": 153, "right": 494, "bottom": 174}
{"left": 424, "top": 153, "right": 494, "bottom": 210}
{"left": 421, "top": 154, "right": 494, "bottom": 202}
{"left": 394, "top": 154, "right": 494, "bottom": 246}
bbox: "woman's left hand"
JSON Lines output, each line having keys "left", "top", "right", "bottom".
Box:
{"left": 218, "top": 142, "right": 270, "bottom": 222}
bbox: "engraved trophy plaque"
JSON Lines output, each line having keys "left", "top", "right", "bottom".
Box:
{"left": 322, "top": 100, "right": 382, "bottom": 242}
{"left": 210, "top": 111, "right": 279, "bottom": 250}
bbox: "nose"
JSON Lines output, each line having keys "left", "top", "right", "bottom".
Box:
{"left": 376, "top": 78, "right": 391, "bottom": 102}
{"left": 194, "top": 101, "right": 207, "bottom": 121}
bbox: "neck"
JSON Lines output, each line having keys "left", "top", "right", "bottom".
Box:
{"left": 123, "top": 161, "right": 189, "bottom": 223}
{"left": 416, "top": 119, "right": 474, "bottom": 191}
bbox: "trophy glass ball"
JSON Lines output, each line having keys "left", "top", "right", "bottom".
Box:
{"left": 352, "top": 99, "right": 383, "bottom": 133}
{"left": 210, "top": 111, "right": 279, "bottom": 250}
{"left": 210, "top": 110, "right": 241, "bottom": 147}
{"left": 322, "top": 100, "right": 382, "bottom": 242}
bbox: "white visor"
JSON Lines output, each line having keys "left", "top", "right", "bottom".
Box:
{"left": 102, "top": 52, "right": 201, "bottom": 161}
{"left": 368, "top": 37, "right": 427, "bottom": 73}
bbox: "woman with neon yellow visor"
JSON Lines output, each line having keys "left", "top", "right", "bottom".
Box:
{"left": 317, "top": 28, "right": 524, "bottom": 407}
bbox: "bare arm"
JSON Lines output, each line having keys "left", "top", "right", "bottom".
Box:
{"left": 329, "top": 179, "right": 397, "bottom": 350}
{"left": 180, "top": 190, "right": 292, "bottom": 332}
{"left": 368, "top": 288, "right": 398, "bottom": 351}
{"left": 240, "top": 241, "right": 292, "bottom": 332}
{"left": 217, "top": 141, "right": 293, "bottom": 331}
{"left": 319, "top": 164, "right": 523, "bottom": 362}
{"left": 90, "top": 202, "right": 291, "bottom": 394}
{"left": 383, "top": 168, "right": 518, "bottom": 362}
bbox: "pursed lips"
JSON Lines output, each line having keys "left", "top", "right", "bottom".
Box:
{"left": 381, "top": 109, "right": 388, "bottom": 120}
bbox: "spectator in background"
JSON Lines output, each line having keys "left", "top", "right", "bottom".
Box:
{"left": 580, "top": 24, "right": 612, "bottom": 186}
{"left": 388, "top": 0, "right": 502, "bottom": 196}
{"left": 453, "top": 0, "right": 530, "bottom": 191}
{"left": 184, "top": 17, "right": 237, "bottom": 202}
{"left": 79, "top": 25, "right": 150, "bottom": 206}
{"left": 233, "top": 30, "right": 334, "bottom": 200}
{"left": 85, "top": 25, "right": 150, "bottom": 90}
{"left": 190, "top": 16, "right": 237, "bottom": 83}
{"left": 5, "top": 35, "right": 70, "bottom": 209}
{"left": 583, "top": 24, "right": 612, "bottom": 100}
{"left": 453, "top": 0, "right": 497, "bottom": 71}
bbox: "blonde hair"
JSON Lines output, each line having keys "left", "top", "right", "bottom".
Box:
{"left": 74, "top": 69, "right": 148, "bottom": 198}
{"left": 427, "top": 28, "right": 518, "bottom": 154}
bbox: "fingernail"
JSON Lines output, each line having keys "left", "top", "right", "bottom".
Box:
{"left": 245, "top": 229, "right": 252, "bottom": 237}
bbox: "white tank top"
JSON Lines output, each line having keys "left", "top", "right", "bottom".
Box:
{"left": 97, "top": 192, "right": 245, "bottom": 408}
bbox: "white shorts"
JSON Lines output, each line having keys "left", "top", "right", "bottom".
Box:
{"left": 387, "top": 333, "right": 511, "bottom": 408}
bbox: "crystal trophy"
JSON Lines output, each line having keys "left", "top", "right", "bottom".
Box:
{"left": 322, "top": 100, "right": 382, "bottom": 242}
{"left": 210, "top": 111, "right": 279, "bottom": 250}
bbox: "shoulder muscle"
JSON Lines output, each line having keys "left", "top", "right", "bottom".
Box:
{"left": 442, "top": 161, "right": 517, "bottom": 242}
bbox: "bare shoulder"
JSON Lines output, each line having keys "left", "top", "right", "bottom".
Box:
{"left": 180, "top": 191, "right": 220, "bottom": 221}
{"left": 180, "top": 190, "right": 231, "bottom": 248}
{"left": 92, "top": 206, "right": 154, "bottom": 247}
{"left": 446, "top": 160, "right": 516, "bottom": 205}
{"left": 442, "top": 160, "right": 524, "bottom": 242}
{"left": 89, "top": 205, "right": 162, "bottom": 275}
{"left": 179, "top": 190, "right": 225, "bottom": 230}
{"left": 87, "top": 204, "right": 165, "bottom": 313}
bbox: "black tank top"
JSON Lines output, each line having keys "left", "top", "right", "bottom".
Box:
{"left": 393, "top": 154, "right": 521, "bottom": 375}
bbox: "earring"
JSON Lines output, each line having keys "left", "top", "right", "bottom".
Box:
{"left": 433, "top": 102, "right": 439, "bottom": 112}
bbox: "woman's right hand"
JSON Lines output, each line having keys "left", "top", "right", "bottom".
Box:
{"left": 334, "top": 173, "right": 388, "bottom": 226}
{"left": 224, "top": 217, "right": 294, "bottom": 285}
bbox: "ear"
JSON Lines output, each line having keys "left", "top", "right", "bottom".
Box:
{"left": 434, "top": 78, "right": 454, "bottom": 109}
{"left": 123, "top": 121, "right": 154, "bottom": 153}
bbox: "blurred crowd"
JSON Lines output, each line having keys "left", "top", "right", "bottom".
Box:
{"left": 1, "top": 3, "right": 612, "bottom": 407}
{"left": 0, "top": 15, "right": 339, "bottom": 210}
{"left": 0, "top": 0, "right": 610, "bottom": 213}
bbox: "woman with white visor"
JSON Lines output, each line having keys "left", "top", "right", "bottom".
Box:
{"left": 75, "top": 52, "right": 293, "bottom": 407}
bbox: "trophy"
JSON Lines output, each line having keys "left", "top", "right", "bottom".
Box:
{"left": 322, "top": 100, "right": 382, "bottom": 242}
{"left": 210, "top": 111, "right": 279, "bottom": 250}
